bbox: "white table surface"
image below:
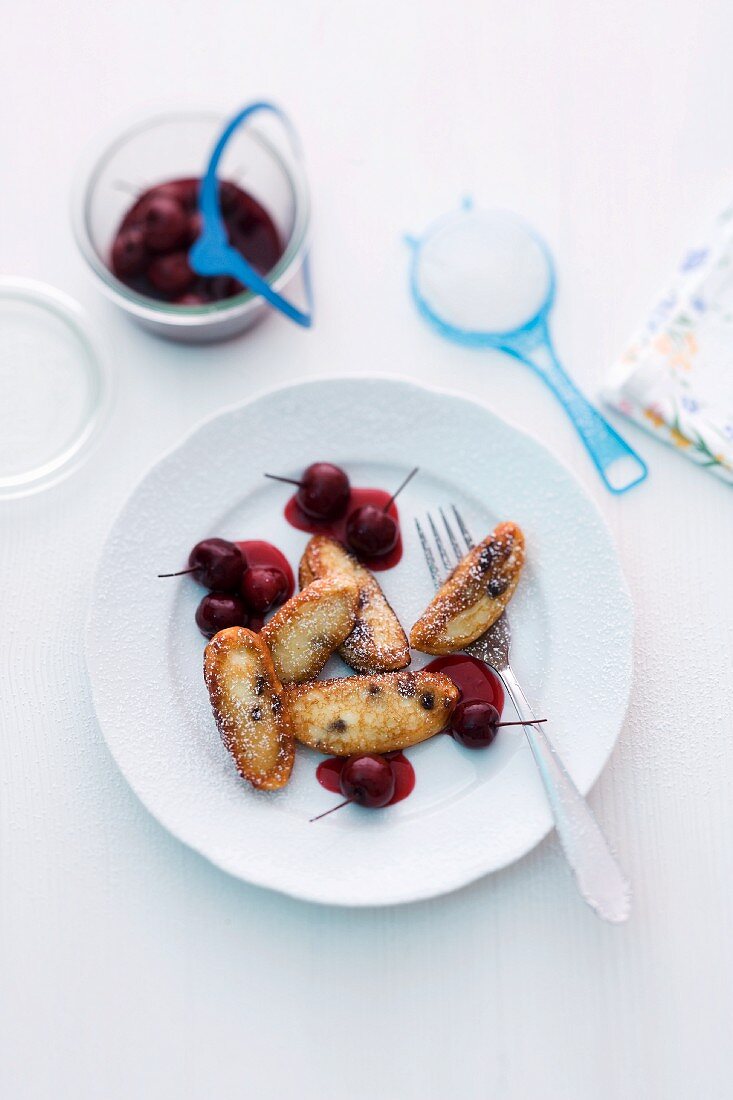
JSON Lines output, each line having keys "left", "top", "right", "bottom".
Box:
{"left": 2, "top": 2, "right": 733, "bottom": 1097}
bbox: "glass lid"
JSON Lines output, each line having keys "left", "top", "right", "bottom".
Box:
{"left": 0, "top": 278, "right": 112, "bottom": 499}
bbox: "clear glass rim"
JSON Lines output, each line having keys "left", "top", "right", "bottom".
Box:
{"left": 71, "top": 108, "right": 311, "bottom": 327}
{"left": 0, "top": 277, "right": 113, "bottom": 499}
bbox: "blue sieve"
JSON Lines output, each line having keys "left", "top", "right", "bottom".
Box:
{"left": 407, "top": 201, "right": 647, "bottom": 493}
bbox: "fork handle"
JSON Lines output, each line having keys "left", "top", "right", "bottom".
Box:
{"left": 500, "top": 664, "right": 631, "bottom": 923}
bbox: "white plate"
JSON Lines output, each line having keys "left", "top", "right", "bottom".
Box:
{"left": 86, "top": 377, "right": 632, "bottom": 906}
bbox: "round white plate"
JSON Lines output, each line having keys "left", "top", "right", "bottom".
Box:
{"left": 86, "top": 377, "right": 632, "bottom": 906}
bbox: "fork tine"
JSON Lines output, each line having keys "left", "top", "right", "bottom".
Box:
{"left": 415, "top": 518, "right": 441, "bottom": 589}
{"left": 451, "top": 504, "right": 475, "bottom": 550}
{"left": 428, "top": 513, "right": 451, "bottom": 572}
{"left": 428, "top": 510, "right": 457, "bottom": 575}
{"left": 439, "top": 507, "right": 463, "bottom": 563}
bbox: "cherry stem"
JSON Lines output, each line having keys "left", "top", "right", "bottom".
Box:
{"left": 384, "top": 466, "right": 419, "bottom": 512}
{"left": 309, "top": 798, "right": 351, "bottom": 822}
{"left": 264, "top": 473, "right": 304, "bottom": 489}
{"left": 498, "top": 718, "right": 548, "bottom": 727}
{"left": 157, "top": 566, "right": 197, "bottom": 579}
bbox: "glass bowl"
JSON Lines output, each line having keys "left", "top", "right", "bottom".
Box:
{"left": 72, "top": 110, "right": 310, "bottom": 344}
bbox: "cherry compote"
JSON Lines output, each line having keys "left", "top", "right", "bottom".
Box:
{"left": 158, "top": 537, "right": 246, "bottom": 590}
{"left": 241, "top": 566, "right": 289, "bottom": 614}
{"left": 161, "top": 537, "right": 293, "bottom": 639}
{"left": 423, "top": 654, "right": 505, "bottom": 716}
{"left": 345, "top": 504, "right": 398, "bottom": 559}
{"left": 110, "top": 177, "right": 283, "bottom": 305}
{"left": 234, "top": 541, "right": 294, "bottom": 607}
{"left": 137, "top": 193, "right": 188, "bottom": 251}
{"left": 284, "top": 485, "right": 402, "bottom": 569}
{"left": 451, "top": 700, "right": 502, "bottom": 749}
{"left": 195, "top": 593, "right": 248, "bottom": 638}
{"left": 424, "top": 654, "right": 507, "bottom": 750}
{"left": 295, "top": 463, "right": 351, "bottom": 520}
{"left": 275, "top": 464, "right": 417, "bottom": 570}
{"left": 340, "top": 754, "right": 395, "bottom": 807}
{"left": 315, "top": 751, "right": 415, "bottom": 807}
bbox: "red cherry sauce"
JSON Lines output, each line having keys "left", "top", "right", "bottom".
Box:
{"left": 423, "top": 654, "right": 504, "bottom": 737}
{"left": 284, "top": 487, "right": 403, "bottom": 571}
{"left": 316, "top": 751, "right": 415, "bottom": 806}
{"left": 235, "top": 540, "right": 295, "bottom": 631}
{"left": 110, "top": 177, "right": 284, "bottom": 305}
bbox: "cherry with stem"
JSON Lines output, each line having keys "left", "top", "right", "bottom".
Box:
{"left": 383, "top": 466, "right": 419, "bottom": 512}
{"left": 263, "top": 474, "right": 301, "bottom": 488}
{"left": 264, "top": 462, "right": 351, "bottom": 521}
{"left": 157, "top": 538, "right": 246, "bottom": 592}
{"left": 495, "top": 718, "right": 547, "bottom": 727}
{"left": 310, "top": 799, "right": 351, "bottom": 823}
{"left": 346, "top": 466, "right": 419, "bottom": 559}
{"left": 451, "top": 701, "right": 548, "bottom": 750}
{"left": 310, "top": 753, "right": 395, "bottom": 821}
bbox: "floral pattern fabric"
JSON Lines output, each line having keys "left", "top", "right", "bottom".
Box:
{"left": 603, "top": 206, "right": 733, "bottom": 484}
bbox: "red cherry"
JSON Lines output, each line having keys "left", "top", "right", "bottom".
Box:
{"left": 136, "top": 194, "right": 188, "bottom": 252}
{"left": 209, "top": 275, "right": 244, "bottom": 301}
{"left": 187, "top": 212, "right": 203, "bottom": 245}
{"left": 148, "top": 251, "right": 195, "bottom": 294}
{"left": 111, "top": 226, "right": 148, "bottom": 278}
{"left": 339, "top": 754, "right": 395, "bottom": 807}
{"left": 241, "top": 566, "right": 289, "bottom": 614}
{"left": 227, "top": 197, "right": 283, "bottom": 274}
{"left": 264, "top": 463, "right": 350, "bottom": 519}
{"left": 346, "top": 504, "right": 398, "bottom": 558}
{"left": 158, "top": 538, "right": 246, "bottom": 590}
{"left": 195, "top": 593, "right": 248, "bottom": 638}
{"left": 156, "top": 178, "right": 199, "bottom": 210}
{"left": 297, "top": 463, "right": 350, "bottom": 520}
{"left": 218, "top": 180, "right": 241, "bottom": 215}
{"left": 189, "top": 539, "right": 246, "bottom": 589}
{"left": 227, "top": 204, "right": 258, "bottom": 241}
{"left": 451, "top": 700, "right": 500, "bottom": 749}
{"left": 175, "top": 291, "right": 207, "bottom": 306}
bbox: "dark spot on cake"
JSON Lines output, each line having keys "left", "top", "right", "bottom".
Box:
{"left": 254, "top": 675, "right": 266, "bottom": 696}
{"left": 328, "top": 718, "right": 347, "bottom": 732}
{"left": 443, "top": 695, "right": 453, "bottom": 708}
{"left": 478, "top": 543, "right": 496, "bottom": 573}
{"left": 397, "top": 676, "right": 416, "bottom": 697}
{"left": 495, "top": 535, "right": 514, "bottom": 560}
{"left": 487, "top": 577, "right": 509, "bottom": 598}
{"left": 357, "top": 589, "right": 370, "bottom": 610}
{"left": 271, "top": 695, "right": 282, "bottom": 716}
{"left": 367, "top": 682, "right": 381, "bottom": 696}
{"left": 251, "top": 706, "right": 263, "bottom": 722}
{"left": 420, "top": 692, "right": 435, "bottom": 711}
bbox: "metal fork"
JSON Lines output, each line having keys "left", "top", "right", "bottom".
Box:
{"left": 416, "top": 507, "right": 631, "bottom": 923}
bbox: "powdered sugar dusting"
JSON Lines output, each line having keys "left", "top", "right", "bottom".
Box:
{"left": 262, "top": 576, "right": 358, "bottom": 684}
{"left": 86, "top": 377, "right": 633, "bottom": 905}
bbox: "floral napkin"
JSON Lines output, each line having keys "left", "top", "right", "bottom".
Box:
{"left": 603, "top": 206, "right": 733, "bottom": 484}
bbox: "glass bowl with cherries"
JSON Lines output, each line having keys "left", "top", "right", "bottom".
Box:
{"left": 72, "top": 110, "right": 309, "bottom": 343}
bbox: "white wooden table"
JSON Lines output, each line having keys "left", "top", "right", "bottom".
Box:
{"left": 2, "top": 2, "right": 733, "bottom": 1096}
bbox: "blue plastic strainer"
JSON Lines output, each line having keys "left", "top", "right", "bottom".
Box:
{"left": 408, "top": 200, "right": 647, "bottom": 493}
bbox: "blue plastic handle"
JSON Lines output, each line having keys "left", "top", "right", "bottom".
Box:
{"left": 505, "top": 322, "right": 648, "bottom": 493}
{"left": 406, "top": 204, "right": 648, "bottom": 495}
{"left": 189, "top": 101, "right": 313, "bottom": 328}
